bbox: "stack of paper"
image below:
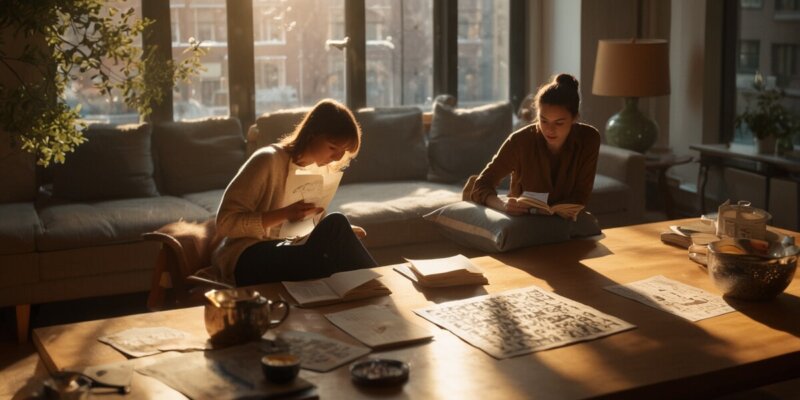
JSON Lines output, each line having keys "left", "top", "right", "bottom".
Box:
{"left": 395, "top": 254, "right": 488, "bottom": 288}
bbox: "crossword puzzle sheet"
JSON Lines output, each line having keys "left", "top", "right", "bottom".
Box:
{"left": 414, "top": 286, "right": 635, "bottom": 359}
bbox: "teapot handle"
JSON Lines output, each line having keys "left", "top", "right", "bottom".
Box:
{"left": 269, "top": 300, "right": 290, "bottom": 328}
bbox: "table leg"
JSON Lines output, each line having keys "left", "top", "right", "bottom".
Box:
{"left": 16, "top": 304, "right": 30, "bottom": 344}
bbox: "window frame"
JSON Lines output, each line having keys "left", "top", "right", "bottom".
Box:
{"left": 143, "top": 0, "right": 528, "bottom": 129}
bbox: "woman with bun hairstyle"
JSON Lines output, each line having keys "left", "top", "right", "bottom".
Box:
{"left": 467, "top": 74, "right": 601, "bottom": 220}
{"left": 211, "top": 99, "right": 378, "bottom": 286}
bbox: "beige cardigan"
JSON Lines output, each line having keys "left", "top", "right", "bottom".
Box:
{"left": 210, "top": 144, "right": 290, "bottom": 283}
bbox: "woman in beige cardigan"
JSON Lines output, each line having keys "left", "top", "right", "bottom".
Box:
{"left": 213, "top": 99, "right": 377, "bottom": 286}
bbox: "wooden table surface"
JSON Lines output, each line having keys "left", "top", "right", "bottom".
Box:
{"left": 33, "top": 219, "right": 800, "bottom": 399}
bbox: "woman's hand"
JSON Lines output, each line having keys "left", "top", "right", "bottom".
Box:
{"left": 351, "top": 225, "right": 367, "bottom": 239}
{"left": 487, "top": 195, "right": 530, "bottom": 216}
{"left": 284, "top": 200, "right": 323, "bottom": 222}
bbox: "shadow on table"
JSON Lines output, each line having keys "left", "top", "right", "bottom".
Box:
{"left": 478, "top": 233, "right": 788, "bottom": 398}
{"left": 725, "top": 293, "right": 800, "bottom": 338}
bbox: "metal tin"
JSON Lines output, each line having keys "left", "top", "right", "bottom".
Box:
{"left": 715, "top": 200, "right": 771, "bottom": 240}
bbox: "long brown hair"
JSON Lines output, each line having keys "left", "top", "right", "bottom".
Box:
{"left": 279, "top": 99, "right": 361, "bottom": 170}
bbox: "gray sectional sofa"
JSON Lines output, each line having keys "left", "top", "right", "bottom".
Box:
{"left": 0, "top": 102, "right": 645, "bottom": 341}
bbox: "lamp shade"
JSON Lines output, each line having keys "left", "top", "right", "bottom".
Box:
{"left": 592, "top": 39, "right": 670, "bottom": 97}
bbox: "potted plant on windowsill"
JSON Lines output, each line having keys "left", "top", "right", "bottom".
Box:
{"left": 735, "top": 71, "right": 798, "bottom": 156}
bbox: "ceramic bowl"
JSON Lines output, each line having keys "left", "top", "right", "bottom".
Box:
{"left": 707, "top": 238, "right": 798, "bottom": 300}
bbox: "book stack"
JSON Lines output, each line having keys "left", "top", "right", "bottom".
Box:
{"left": 395, "top": 254, "right": 488, "bottom": 288}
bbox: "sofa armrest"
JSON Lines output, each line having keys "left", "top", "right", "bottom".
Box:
{"left": 597, "top": 144, "right": 646, "bottom": 221}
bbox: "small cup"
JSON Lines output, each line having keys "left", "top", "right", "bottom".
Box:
{"left": 261, "top": 354, "right": 301, "bottom": 384}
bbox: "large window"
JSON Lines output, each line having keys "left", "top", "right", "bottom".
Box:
{"left": 63, "top": 1, "right": 142, "bottom": 124}
{"left": 732, "top": 2, "right": 800, "bottom": 144}
{"left": 365, "top": 0, "right": 433, "bottom": 107}
{"left": 171, "top": 0, "right": 230, "bottom": 121}
{"left": 252, "top": 0, "right": 345, "bottom": 114}
{"left": 457, "top": 0, "right": 509, "bottom": 106}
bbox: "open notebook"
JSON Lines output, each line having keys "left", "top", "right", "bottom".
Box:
{"left": 282, "top": 269, "right": 391, "bottom": 307}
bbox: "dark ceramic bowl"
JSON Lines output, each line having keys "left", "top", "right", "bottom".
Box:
{"left": 261, "top": 354, "right": 300, "bottom": 384}
{"left": 707, "top": 238, "right": 798, "bottom": 300}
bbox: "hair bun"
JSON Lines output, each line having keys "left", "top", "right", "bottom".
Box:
{"left": 555, "top": 74, "right": 579, "bottom": 90}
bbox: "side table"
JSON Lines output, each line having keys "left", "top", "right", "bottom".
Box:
{"left": 645, "top": 153, "right": 693, "bottom": 219}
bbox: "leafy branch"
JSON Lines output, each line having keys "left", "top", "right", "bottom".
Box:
{"left": 0, "top": 0, "right": 206, "bottom": 166}
{"left": 735, "top": 71, "right": 798, "bottom": 141}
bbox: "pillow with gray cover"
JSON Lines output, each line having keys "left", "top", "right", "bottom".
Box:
{"left": 427, "top": 101, "right": 512, "bottom": 183}
{"left": 343, "top": 107, "right": 427, "bottom": 184}
{"left": 52, "top": 123, "right": 159, "bottom": 201}
{"left": 424, "top": 201, "right": 601, "bottom": 253}
{"left": 153, "top": 117, "right": 246, "bottom": 195}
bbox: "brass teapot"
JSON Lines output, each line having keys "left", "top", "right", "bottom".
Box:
{"left": 204, "top": 288, "right": 289, "bottom": 346}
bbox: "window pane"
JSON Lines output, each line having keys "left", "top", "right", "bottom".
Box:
{"left": 457, "top": 0, "right": 509, "bottom": 106}
{"left": 734, "top": 2, "right": 800, "bottom": 144}
{"left": 171, "top": 0, "right": 230, "bottom": 121}
{"left": 365, "top": 0, "right": 433, "bottom": 107}
{"left": 253, "top": 0, "right": 346, "bottom": 114}
{"left": 64, "top": 1, "right": 142, "bottom": 124}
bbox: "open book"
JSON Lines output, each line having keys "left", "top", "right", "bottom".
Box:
{"left": 394, "top": 254, "right": 488, "bottom": 288}
{"left": 282, "top": 269, "right": 391, "bottom": 307}
{"left": 515, "top": 191, "right": 583, "bottom": 221}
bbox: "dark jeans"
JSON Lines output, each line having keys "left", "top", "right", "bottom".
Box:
{"left": 234, "top": 213, "right": 378, "bottom": 286}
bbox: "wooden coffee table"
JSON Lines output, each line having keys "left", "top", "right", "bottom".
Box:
{"left": 33, "top": 220, "right": 800, "bottom": 399}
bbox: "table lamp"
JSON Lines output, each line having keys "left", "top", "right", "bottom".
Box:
{"left": 592, "top": 39, "right": 670, "bottom": 153}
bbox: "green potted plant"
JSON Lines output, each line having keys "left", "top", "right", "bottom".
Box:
{"left": 0, "top": 0, "right": 205, "bottom": 167}
{"left": 735, "top": 71, "right": 798, "bottom": 156}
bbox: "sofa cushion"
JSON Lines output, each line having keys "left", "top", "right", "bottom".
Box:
{"left": 329, "top": 181, "right": 463, "bottom": 248}
{"left": 51, "top": 123, "right": 159, "bottom": 201}
{"left": 343, "top": 107, "right": 428, "bottom": 184}
{"left": 182, "top": 189, "right": 225, "bottom": 214}
{"left": 0, "top": 202, "right": 40, "bottom": 254}
{"left": 251, "top": 108, "right": 309, "bottom": 153}
{"left": 423, "top": 201, "right": 601, "bottom": 253}
{"left": 586, "top": 174, "right": 630, "bottom": 215}
{"left": 427, "top": 101, "right": 513, "bottom": 183}
{"left": 153, "top": 118, "right": 246, "bottom": 195}
{"left": 36, "top": 196, "right": 210, "bottom": 251}
{"left": 0, "top": 135, "right": 37, "bottom": 203}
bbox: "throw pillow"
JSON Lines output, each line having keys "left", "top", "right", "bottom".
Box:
{"left": 427, "top": 101, "right": 512, "bottom": 183}
{"left": 153, "top": 117, "right": 246, "bottom": 195}
{"left": 342, "top": 107, "right": 427, "bottom": 184}
{"left": 52, "top": 123, "right": 159, "bottom": 201}
{"left": 251, "top": 108, "right": 309, "bottom": 153}
{"left": 424, "top": 201, "right": 601, "bottom": 253}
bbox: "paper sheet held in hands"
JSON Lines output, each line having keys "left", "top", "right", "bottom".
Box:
{"left": 278, "top": 163, "right": 343, "bottom": 240}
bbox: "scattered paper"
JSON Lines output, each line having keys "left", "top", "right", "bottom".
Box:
{"left": 137, "top": 343, "right": 314, "bottom": 399}
{"left": 415, "top": 286, "right": 635, "bottom": 359}
{"left": 98, "top": 327, "right": 209, "bottom": 358}
{"left": 272, "top": 330, "right": 370, "bottom": 372}
{"left": 325, "top": 304, "right": 433, "bottom": 349}
{"left": 604, "top": 275, "right": 736, "bottom": 322}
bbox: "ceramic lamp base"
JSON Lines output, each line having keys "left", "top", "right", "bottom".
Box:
{"left": 605, "top": 97, "right": 658, "bottom": 153}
